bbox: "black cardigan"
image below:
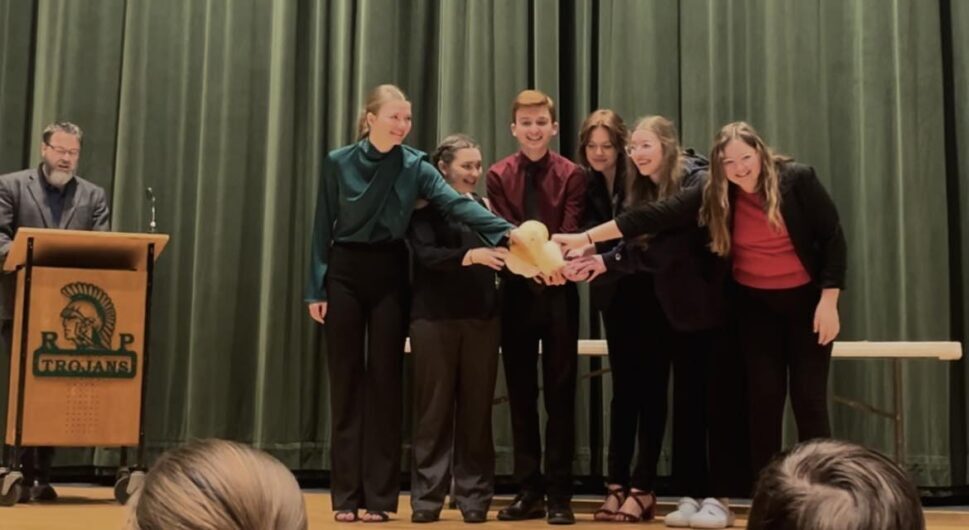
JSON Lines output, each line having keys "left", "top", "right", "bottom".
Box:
{"left": 614, "top": 161, "right": 847, "bottom": 290}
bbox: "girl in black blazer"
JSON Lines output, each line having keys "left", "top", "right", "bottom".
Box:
{"left": 568, "top": 115, "right": 722, "bottom": 524}
{"left": 557, "top": 122, "right": 847, "bottom": 527}
{"left": 575, "top": 109, "right": 630, "bottom": 319}
{"left": 574, "top": 109, "right": 635, "bottom": 521}
{"left": 407, "top": 134, "right": 507, "bottom": 524}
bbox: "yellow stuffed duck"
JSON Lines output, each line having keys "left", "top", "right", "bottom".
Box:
{"left": 506, "top": 220, "right": 566, "bottom": 277}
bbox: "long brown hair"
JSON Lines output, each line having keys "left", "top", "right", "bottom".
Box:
{"left": 576, "top": 109, "right": 630, "bottom": 194}
{"left": 626, "top": 115, "right": 683, "bottom": 208}
{"left": 700, "top": 121, "right": 789, "bottom": 256}
{"left": 356, "top": 84, "right": 408, "bottom": 140}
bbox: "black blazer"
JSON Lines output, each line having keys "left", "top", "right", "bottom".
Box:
{"left": 614, "top": 161, "right": 847, "bottom": 290}
{"left": 407, "top": 195, "right": 499, "bottom": 321}
{"left": 580, "top": 167, "right": 625, "bottom": 310}
{"left": 598, "top": 155, "right": 725, "bottom": 332}
{"left": 0, "top": 167, "right": 111, "bottom": 320}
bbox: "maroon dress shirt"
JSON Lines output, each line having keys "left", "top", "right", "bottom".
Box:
{"left": 485, "top": 150, "right": 586, "bottom": 233}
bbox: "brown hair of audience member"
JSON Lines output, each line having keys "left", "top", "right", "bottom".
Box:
{"left": 747, "top": 439, "right": 925, "bottom": 530}
{"left": 125, "top": 439, "right": 308, "bottom": 530}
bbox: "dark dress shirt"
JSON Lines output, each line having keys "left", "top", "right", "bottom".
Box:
{"left": 38, "top": 166, "right": 77, "bottom": 226}
{"left": 485, "top": 150, "right": 586, "bottom": 233}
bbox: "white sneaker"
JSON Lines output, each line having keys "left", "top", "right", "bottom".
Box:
{"left": 689, "top": 498, "right": 735, "bottom": 529}
{"left": 665, "top": 497, "right": 700, "bottom": 527}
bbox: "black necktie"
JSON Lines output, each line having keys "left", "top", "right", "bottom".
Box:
{"left": 524, "top": 164, "right": 539, "bottom": 220}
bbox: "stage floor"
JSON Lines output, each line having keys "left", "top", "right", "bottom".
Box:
{"left": 2, "top": 486, "right": 968, "bottom": 529}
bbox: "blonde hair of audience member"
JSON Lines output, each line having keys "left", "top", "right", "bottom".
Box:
{"left": 701, "top": 121, "right": 790, "bottom": 256}
{"left": 747, "top": 439, "right": 925, "bottom": 530}
{"left": 125, "top": 439, "right": 307, "bottom": 530}
{"left": 356, "top": 84, "right": 409, "bottom": 140}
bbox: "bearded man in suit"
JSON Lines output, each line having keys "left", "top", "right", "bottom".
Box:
{"left": 0, "top": 121, "right": 110, "bottom": 502}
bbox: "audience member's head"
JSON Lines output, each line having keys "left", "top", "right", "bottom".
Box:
{"left": 125, "top": 439, "right": 307, "bottom": 530}
{"left": 747, "top": 439, "right": 924, "bottom": 530}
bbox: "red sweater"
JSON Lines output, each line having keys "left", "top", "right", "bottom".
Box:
{"left": 732, "top": 191, "right": 811, "bottom": 289}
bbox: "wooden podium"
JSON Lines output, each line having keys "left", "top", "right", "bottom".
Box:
{"left": 0, "top": 228, "right": 168, "bottom": 505}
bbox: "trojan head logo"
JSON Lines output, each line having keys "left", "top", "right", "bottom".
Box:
{"left": 33, "top": 282, "right": 137, "bottom": 379}
{"left": 59, "top": 282, "right": 116, "bottom": 350}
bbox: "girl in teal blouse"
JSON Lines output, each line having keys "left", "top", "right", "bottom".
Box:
{"left": 305, "top": 85, "right": 512, "bottom": 523}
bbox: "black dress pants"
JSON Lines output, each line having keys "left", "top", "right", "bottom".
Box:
{"left": 605, "top": 274, "right": 739, "bottom": 497}
{"left": 324, "top": 242, "right": 409, "bottom": 512}
{"left": 705, "top": 318, "right": 754, "bottom": 497}
{"left": 409, "top": 317, "right": 499, "bottom": 513}
{"left": 500, "top": 280, "right": 578, "bottom": 503}
{"left": 735, "top": 283, "right": 832, "bottom": 478}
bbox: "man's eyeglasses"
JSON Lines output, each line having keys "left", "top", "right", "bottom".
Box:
{"left": 45, "top": 142, "right": 81, "bottom": 157}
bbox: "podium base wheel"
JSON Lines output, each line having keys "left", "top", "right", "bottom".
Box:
{"left": 114, "top": 471, "right": 131, "bottom": 504}
{"left": 0, "top": 472, "right": 23, "bottom": 507}
{"left": 115, "top": 469, "right": 146, "bottom": 505}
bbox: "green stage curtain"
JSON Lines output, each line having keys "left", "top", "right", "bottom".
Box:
{"left": 0, "top": 0, "right": 966, "bottom": 489}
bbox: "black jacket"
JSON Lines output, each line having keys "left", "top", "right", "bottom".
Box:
{"left": 598, "top": 152, "right": 725, "bottom": 332}
{"left": 407, "top": 196, "right": 500, "bottom": 321}
{"left": 580, "top": 165, "right": 625, "bottom": 310}
{"left": 614, "top": 161, "right": 847, "bottom": 290}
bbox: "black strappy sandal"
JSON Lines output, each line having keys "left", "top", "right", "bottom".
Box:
{"left": 594, "top": 486, "right": 627, "bottom": 521}
{"left": 614, "top": 490, "right": 656, "bottom": 523}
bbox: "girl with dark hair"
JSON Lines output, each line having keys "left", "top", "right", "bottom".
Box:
{"left": 567, "top": 115, "right": 721, "bottom": 524}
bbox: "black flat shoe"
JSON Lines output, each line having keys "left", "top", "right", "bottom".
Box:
{"left": 17, "top": 484, "right": 32, "bottom": 504}
{"left": 32, "top": 484, "right": 57, "bottom": 502}
{"left": 462, "top": 509, "right": 487, "bottom": 523}
{"left": 411, "top": 510, "right": 439, "bottom": 523}
{"left": 546, "top": 503, "right": 575, "bottom": 525}
{"left": 497, "top": 493, "right": 546, "bottom": 521}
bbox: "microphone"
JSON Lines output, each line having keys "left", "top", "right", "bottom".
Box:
{"left": 145, "top": 187, "right": 157, "bottom": 233}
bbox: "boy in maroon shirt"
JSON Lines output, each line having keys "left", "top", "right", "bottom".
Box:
{"left": 486, "top": 90, "right": 585, "bottom": 525}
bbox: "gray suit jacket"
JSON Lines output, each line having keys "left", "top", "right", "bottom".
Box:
{"left": 0, "top": 167, "right": 111, "bottom": 319}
